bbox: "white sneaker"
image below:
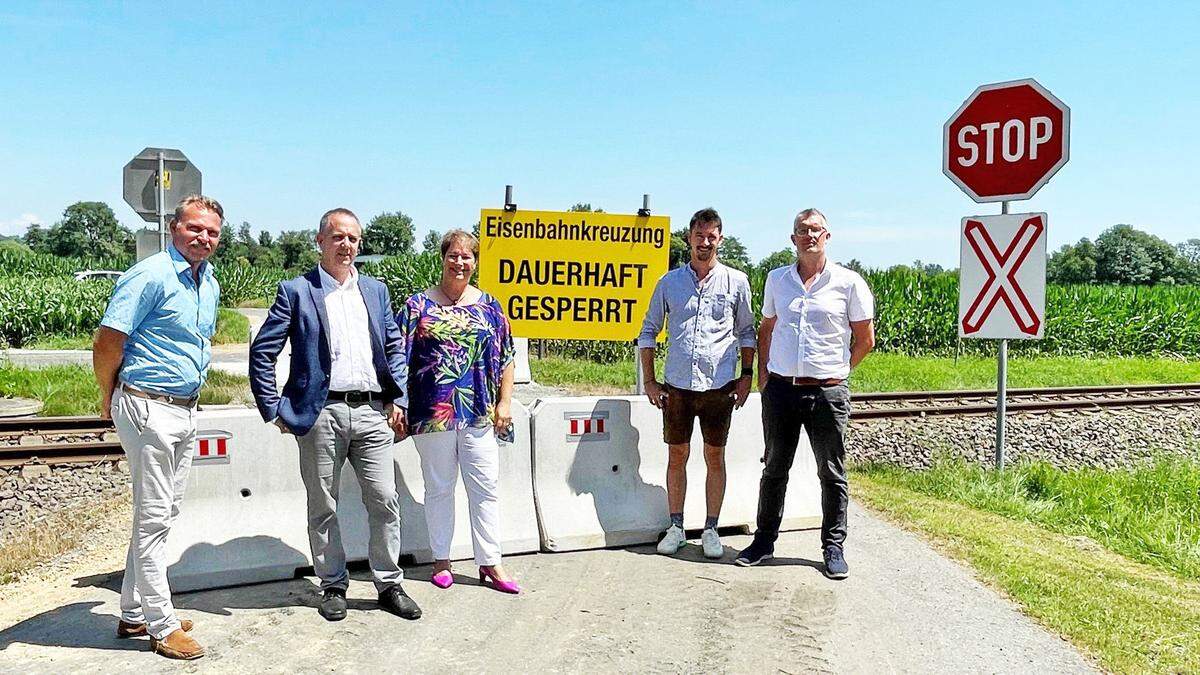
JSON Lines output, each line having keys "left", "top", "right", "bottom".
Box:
{"left": 657, "top": 525, "right": 686, "bottom": 554}
{"left": 701, "top": 528, "right": 723, "bottom": 559}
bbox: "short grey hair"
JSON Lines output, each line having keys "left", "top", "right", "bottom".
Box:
{"left": 793, "top": 208, "right": 828, "bottom": 233}
{"left": 318, "top": 207, "right": 359, "bottom": 235}
{"left": 172, "top": 194, "right": 224, "bottom": 223}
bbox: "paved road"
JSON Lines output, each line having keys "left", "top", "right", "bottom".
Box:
{"left": 0, "top": 503, "right": 1095, "bottom": 674}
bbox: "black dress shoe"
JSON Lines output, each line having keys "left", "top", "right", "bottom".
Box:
{"left": 378, "top": 585, "right": 422, "bottom": 620}
{"left": 319, "top": 588, "right": 348, "bottom": 621}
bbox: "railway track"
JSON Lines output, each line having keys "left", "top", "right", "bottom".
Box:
{"left": 0, "top": 416, "right": 121, "bottom": 467}
{"left": 853, "top": 383, "right": 1200, "bottom": 420}
{"left": 2, "top": 383, "right": 1199, "bottom": 466}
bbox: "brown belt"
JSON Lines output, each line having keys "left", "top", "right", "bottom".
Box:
{"left": 769, "top": 373, "right": 844, "bottom": 387}
{"left": 122, "top": 384, "right": 199, "bottom": 409}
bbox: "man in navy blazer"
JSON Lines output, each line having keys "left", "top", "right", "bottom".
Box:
{"left": 249, "top": 207, "right": 420, "bottom": 622}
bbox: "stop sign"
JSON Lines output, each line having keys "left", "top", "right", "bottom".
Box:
{"left": 943, "top": 78, "right": 1070, "bottom": 203}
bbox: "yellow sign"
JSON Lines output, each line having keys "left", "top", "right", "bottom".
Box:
{"left": 478, "top": 208, "right": 670, "bottom": 341}
{"left": 161, "top": 170, "right": 172, "bottom": 190}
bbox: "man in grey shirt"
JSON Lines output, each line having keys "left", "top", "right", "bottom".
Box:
{"left": 638, "top": 208, "right": 757, "bottom": 559}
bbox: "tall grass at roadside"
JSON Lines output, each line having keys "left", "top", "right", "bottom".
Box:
{"left": 854, "top": 475, "right": 1200, "bottom": 673}
{"left": 856, "top": 457, "right": 1200, "bottom": 580}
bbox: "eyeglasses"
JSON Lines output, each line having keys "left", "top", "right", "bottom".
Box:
{"left": 794, "top": 228, "right": 827, "bottom": 238}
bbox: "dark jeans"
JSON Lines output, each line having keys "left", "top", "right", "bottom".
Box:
{"left": 754, "top": 378, "right": 850, "bottom": 550}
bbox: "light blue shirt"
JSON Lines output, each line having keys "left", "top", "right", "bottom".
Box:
{"left": 637, "top": 262, "right": 757, "bottom": 391}
{"left": 101, "top": 244, "right": 220, "bottom": 397}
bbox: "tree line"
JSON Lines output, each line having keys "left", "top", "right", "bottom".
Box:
{"left": 7, "top": 200, "right": 1199, "bottom": 286}
{"left": 10, "top": 201, "right": 442, "bottom": 274}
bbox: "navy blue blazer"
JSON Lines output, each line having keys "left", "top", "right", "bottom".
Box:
{"left": 249, "top": 268, "right": 407, "bottom": 436}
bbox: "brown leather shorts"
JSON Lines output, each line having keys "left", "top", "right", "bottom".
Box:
{"left": 662, "top": 380, "right": 737, "bottom": 446}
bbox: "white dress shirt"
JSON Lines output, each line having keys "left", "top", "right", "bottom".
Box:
{"left": 318, "top": 266, "right": 381, "bottom": 392}
{"left": 762, "top": 261, "right": 874, "bottom": 380}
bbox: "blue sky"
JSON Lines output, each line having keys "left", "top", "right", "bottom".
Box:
{"left": 1, "top": 2, "right": 1197, "bottom": 267}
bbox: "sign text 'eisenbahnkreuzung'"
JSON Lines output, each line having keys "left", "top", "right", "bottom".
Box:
{"left": 478, "top": 208, "right": 670, "bottom": 341}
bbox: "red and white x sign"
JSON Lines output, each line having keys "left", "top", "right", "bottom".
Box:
{"left": 958, "top": 213, "right": 1047, "bottom": 340}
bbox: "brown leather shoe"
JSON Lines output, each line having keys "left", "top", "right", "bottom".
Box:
{"left": 149, "top": 629, "right": 205, "bottom": 660}
{"left": 116, "top": 618, "right": 194, "bottom": 638}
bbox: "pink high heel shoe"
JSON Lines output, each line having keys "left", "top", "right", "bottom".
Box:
{"left": 479, "top": 566, "right": 521, "bottom": 594}
{"left": 431, "top": 570, "right": 454, "bottom": 589}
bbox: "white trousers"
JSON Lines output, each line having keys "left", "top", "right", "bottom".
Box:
{"left": 413, "top": 426, "right": 502, "bottom": 565}
{"left": 111, "top": 386, "right": 195, "bottom": 640}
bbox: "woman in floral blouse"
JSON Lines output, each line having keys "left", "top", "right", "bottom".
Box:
{"left": 398, "top": 229, "right": 520, "bottom": 594}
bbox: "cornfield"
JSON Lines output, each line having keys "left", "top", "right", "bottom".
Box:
{"left": 0, "top": 249, "right": 130, "bottom": 278}
{"left": 216, "top": 264, "right": 288, "bottom": 307}
{"left": 3, "top": 247, "right": 1197, "bottom": 360}
{"left": 0, "top": 277, "right": 113, "bottom": 347}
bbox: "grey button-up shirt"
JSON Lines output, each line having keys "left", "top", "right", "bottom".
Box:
{"left": 637, "top": 262, "right": 757, "bottom": 391}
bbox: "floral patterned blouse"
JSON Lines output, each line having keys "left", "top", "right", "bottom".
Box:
{"left": 399, "top": 291, "right": 515, "bottom": 435}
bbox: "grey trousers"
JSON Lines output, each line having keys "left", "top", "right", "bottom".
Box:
{"left": 112, "top": 386, "right": 195, "bottom": 640}
{"left": 296, "top": 400, "right": 404, "bottom": 592}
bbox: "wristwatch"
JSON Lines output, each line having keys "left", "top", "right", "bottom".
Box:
{"left": 741, "top": 366, "right": 754, "bottom": 378}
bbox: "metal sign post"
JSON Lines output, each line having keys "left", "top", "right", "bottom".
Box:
{"left": 157, "top": 151, "right": 167, "bottom": 252}
{"left": 634, "top": 194, "right": 651, "bottom": 395}
{"left": 995, "top": 201, "right": 1009, "bottom": 470}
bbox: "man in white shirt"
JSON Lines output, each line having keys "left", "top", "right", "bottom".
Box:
{"left": 249, "top": 208, "right": 420, "bottom": 621}
{"left": 735, "top": 208, "right": 875, "bottom": 579}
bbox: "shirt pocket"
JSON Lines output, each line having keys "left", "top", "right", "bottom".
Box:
{"left": 709, "top": 293, "right": 729, "bottom": 321}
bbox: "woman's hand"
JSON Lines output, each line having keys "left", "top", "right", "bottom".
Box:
{"left": 493, "top": 400, "right": 513, "bottom": 436}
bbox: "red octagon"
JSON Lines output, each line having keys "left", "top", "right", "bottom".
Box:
{"left": 943, "top": 79, "right": 1070, "bottom": 203}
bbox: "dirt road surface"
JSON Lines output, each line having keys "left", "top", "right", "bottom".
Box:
{"left": 0, "top": 501, "right": 1094, "bottom": 673}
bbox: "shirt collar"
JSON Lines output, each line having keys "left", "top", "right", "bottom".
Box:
{"left": 318, "top": 264, "right": 358, "bottom": 292}
{"left": 686, "top": 260, "right": 725, "bottom": 284}
{"left": 788, "top": 258, "right": 830, "bottom": 290}
{"left": 167, "top": 243, "right": 211, "bottom": 280}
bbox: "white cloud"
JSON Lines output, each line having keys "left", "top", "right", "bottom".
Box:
{"left": 0, "top": 213, "right": 43, "bottom": 237}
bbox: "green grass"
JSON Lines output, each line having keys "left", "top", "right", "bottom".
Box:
{"left": 851, "top": 352, "right": 1200, "bottom": 391}
{"left": 530, "top": 353, "right": 1200, "bottom": 393}
{"left": 0, "top": 364, "right": 253, "bottom": 416}
{"left": 857, "top": 457, "right": 1200, "bottom": 580}
{"left": 854, "top": 474, "right": 1200, "bottom": 673}
{"left": 19, "top": 334, "right": 93, "bottom": 350}
{"left": 212, "top": 308, "right": 250, "bottom": 345}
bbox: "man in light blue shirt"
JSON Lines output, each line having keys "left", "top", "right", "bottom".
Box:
{"left": 93, "top": 195, "right": 223, "bottom": 661}
{"left": 638, "top": 208, "right": 757, "bottom": 559}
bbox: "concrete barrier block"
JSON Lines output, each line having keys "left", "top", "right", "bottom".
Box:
{"left": 167, "top": 408, "right": 311, "bottom": 592}
{"left": 336, "top": 400, "right": 540, "bottom": 564}
{"left": 530, "top": 394, "right": 821, "bottom": 552}
{"left": 513, "top": 337, "right": 531, "bottom": 384}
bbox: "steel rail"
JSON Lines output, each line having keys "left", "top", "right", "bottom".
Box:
{"left": 854, "top": 382, "right": 1200, "bottom": 403}
{"left": 854, "top": 393, "right": 1200, "bottom": 420}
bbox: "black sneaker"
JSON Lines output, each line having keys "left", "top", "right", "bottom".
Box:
{"left": 378, "top": 584, "right": 422, "bottom": 620}
{"left": 823, "top": 545, "right": 849, "bottom": 580}
{"left": 734, "top": 538, "right": 775, "bottom": 567}
{"left": 319, "top": 587, "right": 347, "bottom": 621}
